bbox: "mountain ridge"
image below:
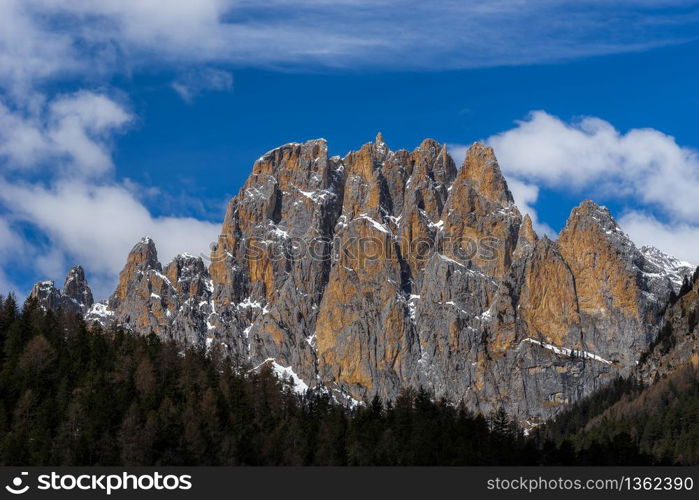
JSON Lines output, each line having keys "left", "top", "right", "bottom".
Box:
{"left": 29, "top": 135, "right": 696, "bottom": 426}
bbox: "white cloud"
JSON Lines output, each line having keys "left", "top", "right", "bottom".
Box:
{"left": 478, "top": 111, "right": 699, "bottom": 264}
{"left": 0, "top": 180, "right": 220, "bottom": 299}
{"left": 487, "top": 111, "right": 699, "bottom": 223}
{"left": 619, "top": 211, "right": 699, "bottom": 265}
{"left": 0, "top": 90, "right": 220, "bottom": 298}
{"left": 172, "top": 68, "right": 233, "bottom": 103}
{"left": 0, "top": 91, "right": 131, "bottom": 176}
{"left": 0, "top": 0, "right": 696, "bottom": 91}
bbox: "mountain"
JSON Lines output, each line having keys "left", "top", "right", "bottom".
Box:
{"left": 578, "top": 364, "right": 699, "bottom": 464}
{"left": 639, "top": 245, "right": 694, "bottom": 291}
{"left": 29, "top": 135, "right": 695, "bottom": 427}
{"left": 638, "top": 266, "right": 699, "bottom": 382}
{"left": 29, "top": 266, "right": 93, "bottom": 316}
{"left": 541, "top": 358, "right": 699, "bottom": 464}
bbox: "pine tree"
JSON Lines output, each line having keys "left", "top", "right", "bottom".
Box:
{"left": 678, "top": 275, "right": 693, "bottom": 298}
{"left": 0, "top": 297, "right": 694, "bottom": 466}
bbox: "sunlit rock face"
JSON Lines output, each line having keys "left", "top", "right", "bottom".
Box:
{"left": 32, "top": 135, "right": 693, "bottom": 424}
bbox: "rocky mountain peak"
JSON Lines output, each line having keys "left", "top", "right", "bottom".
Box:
{"left": 114, "top": 236, "right": 162, "bottom": 304}
{"left": 417, "top": 137, "right": 439, "bottom": 151}
{"left": 62, "top": 265, "right": 93, "bottom": 309}
{"left": 520, "top": 214, "right": 538, "bottom": 242}
{"left": 368, "top": 131, "right": 389, "bottom": 160}
{"left": 164, "top": 253, "right": 212, "bottom": 298}
{"left": 556, "top": 200, "right": 684, "bottom": 363}
{"left": 84, "top": 237, "right": 218, "bottom": 343}
{"left": 558, "top": 201, "right": 639, "bottom": 314}
{"left": 29, "top": 266, "right": 93, "bottom": 315}
{"left": 63, "top": 265, "right": 86, "bottom": 287}
{"left": 513, "top": 214, "right": 538, "bottom": 259}
{"left": 26, "top": 135, "right": 698, "bottom": 426}
{"left": 28, "top": 280, "right": 59, "bottom": 309}
{"left": 255, "top": 139, "right": 328, "bottom": 172}
{"left": 131, "top": 237, "right": 160, "bottom": 271}
{"left": 458, "top": 142, "right": 514, "bottom": 205}
{"left": 564, "top": 200, "right": 620, "bottom": 234}
{"left": 166, "top": 253, "right": 207, "bottom": 280}
{"left": 559, "top": 200, "right": 638, "bottom": 268}
{"left": 640, "top": 245, "right": 694, "bottom": 290}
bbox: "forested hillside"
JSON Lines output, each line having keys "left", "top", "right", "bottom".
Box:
{"left": 0, "top": 294, "right": 692, "bottom": 465}
{"left": 541, "top": 366, "right": 698, "bottom": 464}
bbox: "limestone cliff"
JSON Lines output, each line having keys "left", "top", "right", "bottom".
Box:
{"left": 31, "top": 136, "right": 695, "bottom": 424}
{"left": 29, "top": 266, "right": 93, "bottom": 315}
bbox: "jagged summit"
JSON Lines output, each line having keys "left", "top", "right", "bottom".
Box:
{"left": 62, "top": 265, "right": 93, "bottom": 309}
{"left": 520, "top": 214, "right": 537, "bottom": 242}
{"left": 29, "top": 136, "right": 695, "bottom": 425}
{"left": 29, "top": 265, "right": 93, "bottom": 315}
{"left": 131, "top": 236, "right": 159, "bottom": 265}
{"left": 573, "top": 199, "right": 610, "bottom": 214}
{"left": 458, "top": 142, "right": 514, "bottom": 205}
{"left": 640, "top": 245, "right": 694, "bottom": 291}
{"left": 559, "top": 200, "right": 636, "bottom": 261}
{"left": 513, "top": 214, "right": 538, "bottom": 259}
{"left": 565, "top": 200, "right": 620, "bottom": 231}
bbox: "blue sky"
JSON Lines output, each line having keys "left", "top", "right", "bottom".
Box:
{"left": 1, "top": 0, "right": 699, "bottom": 298}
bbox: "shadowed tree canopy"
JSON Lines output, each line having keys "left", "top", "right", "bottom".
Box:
{"left": 0, "top": 295, "right": 692, "bottom": 465}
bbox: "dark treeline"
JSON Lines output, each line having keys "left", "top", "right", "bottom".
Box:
{"left": 540, "top": 376, "right": 646, "bottom": 443}
{"left": 668, "top": 265, "right": 699, "bottom": 307}
{"left": 540, "top": 367, "right": 699, "bottom": 465}
{"left": 0, "top": 294, "right": 681, "bottom": 465}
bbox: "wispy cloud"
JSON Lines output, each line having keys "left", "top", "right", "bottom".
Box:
{"left": 0, "top": 89, "right": 220, "bottom": 298}
{"left": 0, "top": 91, "right": 131, "bottom": 176}
{"left": 172, "top": 68, "right": 233, "bottom": 103}
{"left": 1, "top": 0, "right": 697, "bottom": 92}
{"left": 487, "top": 111, "right": 699, "bottom": 223}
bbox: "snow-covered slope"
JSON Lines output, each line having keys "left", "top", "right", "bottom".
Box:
{"left": 640, "top": 245, "right": 694, "bottom": 291}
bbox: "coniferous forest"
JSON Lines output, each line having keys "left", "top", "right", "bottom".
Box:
{"left": 0, "top": 294, "right": 696, "bottom": 466}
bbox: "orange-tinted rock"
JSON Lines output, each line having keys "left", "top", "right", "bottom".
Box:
{"left": 558, "top": 201, "right": 641, "bottom": 319}
{"left": 440, "top": 143, "right": 521, "bottom": 280}
{"left": 33, "top": 136, "right": 694, "bottom": 424}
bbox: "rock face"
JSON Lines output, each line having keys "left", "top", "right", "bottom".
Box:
{"left": 32, "top": 136, "right": 695, "bottom": 423}
{"left": 639, "top": 245, "right": 694, "bottom": 291}
{"left": 29, "top": 266, "right": 93, "bottom": 315}
{"left": 86, "top": 238, "right": 216, "bottom": 348}
{"left": 638, "top": 272, "right": 699, "bottom": 382}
